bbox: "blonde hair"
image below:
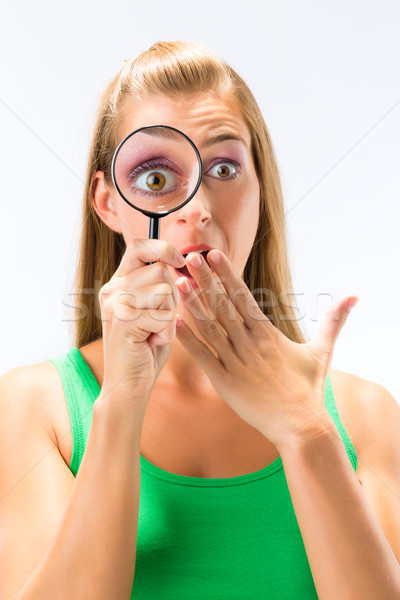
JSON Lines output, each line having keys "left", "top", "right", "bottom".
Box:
{"left": 72, "top": 40, "right": 306, "bottom": 348}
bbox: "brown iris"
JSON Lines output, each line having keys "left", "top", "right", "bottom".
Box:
{"left": 146, "top": 172, "right": 166, "bottom": 190}
{"left": 217, "top": 165, "right": 230, "bottom": 178}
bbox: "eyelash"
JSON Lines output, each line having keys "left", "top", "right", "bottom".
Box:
{"left": 128, "top": 158, "right": 179, "bottom": 197}
{"left": 128, "top": 157, "right": 241, "bottom": 197}
{"left": 206, "top": 158, "right": 241, "bottom": 180}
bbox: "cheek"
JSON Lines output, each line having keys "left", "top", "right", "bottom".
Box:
{"left": 224, "top": 177, "right": 260, "bottom": 234}
{"left": 229, "top": 180, "right": 260, "bottom": 265}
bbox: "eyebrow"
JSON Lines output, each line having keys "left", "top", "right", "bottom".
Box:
{"left": 141, "top": 127, "right": 182, "bottom": 141}
{"left": 203, "top": 133, "right": 248, "bottom": 147}
{"left": 141, "top": 127, "right": 248, "bottom": 148}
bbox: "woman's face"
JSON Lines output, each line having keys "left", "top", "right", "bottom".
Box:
{"left": 96, "top": 92, "right": 260, "bottom": 281}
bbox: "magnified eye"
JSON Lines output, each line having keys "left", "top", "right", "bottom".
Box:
{"left": 135, "top": 169, "right": 176, "bottom": 193}
{"left": 128, "top": 159, "right": 182, "bottom": 196}
{"left": 207, "top": 160, "right": 239, "bottom": 180}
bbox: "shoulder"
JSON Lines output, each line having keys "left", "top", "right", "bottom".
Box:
{"left": 0, "top": 361, "right": 63, "bottom": 445}
{"left": 328, "top": 367, "right": 400, "bottom": 467}
{"left": 328, "top": 369, "right": 400, "bottom": 564}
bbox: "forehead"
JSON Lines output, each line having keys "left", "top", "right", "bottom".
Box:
{"left": 118, "top": 93, "right": 251, "bottom": 151}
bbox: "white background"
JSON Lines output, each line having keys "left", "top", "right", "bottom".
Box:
{"left": 0, "top": 0, "right": 399, "bottom": 400}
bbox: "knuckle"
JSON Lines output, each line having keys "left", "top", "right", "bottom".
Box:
{"left": 117, "top": 290, "right": 137, "bottom": 306}
{"left": 163, "top": 240, "right": 177, "bottom": 258}
{"left": 203, "top": 318, "right": 220, "bottom": 339}
{"left": 215, "top": 294, "right": 230, "bottom": 315}
{"left": 197, "top": 344, "right": 211, "bottom": 362}
{"left": 234, "top": 288, "right": 249, "bottom": 304}
{"left": 161, "top": 240, "right": 172, "bottom": 253}
{"left": 98, "top": 282, "right": 111, "bottom": 301}
{"left": 156, "top": 283, "right": 173, "bottom": 307}
{"left": 112, "top": 303, "right": 134, "bottom": 323}
{"left": 158, "top": 282, "right": 172, "bottom": 297}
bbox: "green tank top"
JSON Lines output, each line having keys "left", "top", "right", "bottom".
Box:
{"left": 48, "top": 346, "right": 358, "bottom": 599}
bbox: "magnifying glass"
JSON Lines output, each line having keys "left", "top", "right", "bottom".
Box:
{"left": 111, "top": 125, "right": 203, "bottom": 245}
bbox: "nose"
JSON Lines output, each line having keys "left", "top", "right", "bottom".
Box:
{"left": 174, "top": 184, "right": 211, "bottom": 229}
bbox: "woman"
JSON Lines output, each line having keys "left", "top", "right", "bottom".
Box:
{"left": 1, "top": 41, "right": 399, "bottom": 599}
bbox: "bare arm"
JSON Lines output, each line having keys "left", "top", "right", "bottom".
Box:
{"left": 17, "top": 396, "right": 144, "bottom": 600}
{"left": 0, "top": 242, "right": 184, "bottom": 599}
{"left": 279, "top": 405, "right": 400, "bottom": 600}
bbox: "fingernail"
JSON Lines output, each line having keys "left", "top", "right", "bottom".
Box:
{"left": 176, "top": 314, "right": 184, "bottom": 328}
{"left": 208, "top": 250, "right": 221, "bottom": 265}
{"left": 178, "top": 277, "right": 191, "bottom": 294}
{"left": 187, "top": 252, "right": 202, "bottom": 268}
{"left": 176, "top": 251, "right": 186, "bottom": 266}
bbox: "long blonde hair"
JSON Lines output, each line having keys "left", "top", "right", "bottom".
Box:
{"left": 72, "top": 40, "right": 306, "bottom": 348}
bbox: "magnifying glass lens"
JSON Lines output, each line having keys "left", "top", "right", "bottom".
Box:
{"left": 112, "top": 126, "right": 201, "bottom": 215}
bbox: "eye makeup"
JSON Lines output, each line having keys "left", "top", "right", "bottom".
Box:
{"left": 206, "top": 157, "right": 241, "bottom": 181}
{"left": 202, "top": 139, "right": 247, "bottom": 167}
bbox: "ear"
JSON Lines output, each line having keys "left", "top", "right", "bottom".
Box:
{"left": 92, "top": 171, "right": 123, "bottom": 234}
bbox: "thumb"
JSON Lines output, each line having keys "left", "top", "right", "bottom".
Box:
{"left": 308, "top": 295, "right": 360, "bottom": 365}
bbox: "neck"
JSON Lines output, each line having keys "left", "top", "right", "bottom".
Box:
{"left": 155, "top": 289, "right": 208, "bottom": 383}
{"left": 162, "top": 334, "right": 212, "bottom": 392}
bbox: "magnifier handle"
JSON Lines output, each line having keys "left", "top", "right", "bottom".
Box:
{"left": 148, "top": 216, "right": 160, "bottom": 265}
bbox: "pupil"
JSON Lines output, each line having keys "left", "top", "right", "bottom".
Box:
{"left": 146, "top": 172, "right": 165, "bottom": 190}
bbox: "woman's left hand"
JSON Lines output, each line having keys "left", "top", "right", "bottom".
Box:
{"left": 175, "top": 249, "right": 359, "bottom": 452}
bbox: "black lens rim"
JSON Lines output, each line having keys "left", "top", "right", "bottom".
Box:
{"left": 111, "top": 124, "right": 203, "bottom": 218}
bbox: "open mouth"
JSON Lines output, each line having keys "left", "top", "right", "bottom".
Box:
{"left": 175, "top": 249, "right": 212, "bottom": 278}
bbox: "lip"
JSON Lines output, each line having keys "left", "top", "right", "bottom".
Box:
{"left": 179, "top": 243, "right": 215, "bottom": 256}
{"left": 174, "top": 244, "right": 217, "bottom": 284}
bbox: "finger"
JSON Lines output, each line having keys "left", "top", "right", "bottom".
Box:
{"left": 107, "top": 260, "right": 180, "bottom": 306}
{"left": 112, "top": 305, "right": 177, "bottom": 344}
{"left": 183, "top": 251, "right": 250, "bottom": 355}
{"left": 117, "top": 282, "right": 176, "bottom": 311}
{"left": 308, "top": 295, "right": 360, "bottom": 366}
{"left": 111, "top": 239, "right": 186, "bottom": 279}
{"left": 175, "top": 276, "right": 236, "bottom": 364}
{"left": 175, "top": 314, "right": 234, "bottom": 380}
{"left": 205, "top": 249, "right": 274, "bottom": 334}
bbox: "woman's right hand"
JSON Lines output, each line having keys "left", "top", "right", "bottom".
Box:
{"left": 96, "top": 238, "right": 186, "bottom": 415}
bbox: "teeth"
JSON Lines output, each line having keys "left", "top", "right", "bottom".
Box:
{"left": 183, "top": 249, "right": 209, "bottom": 258}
